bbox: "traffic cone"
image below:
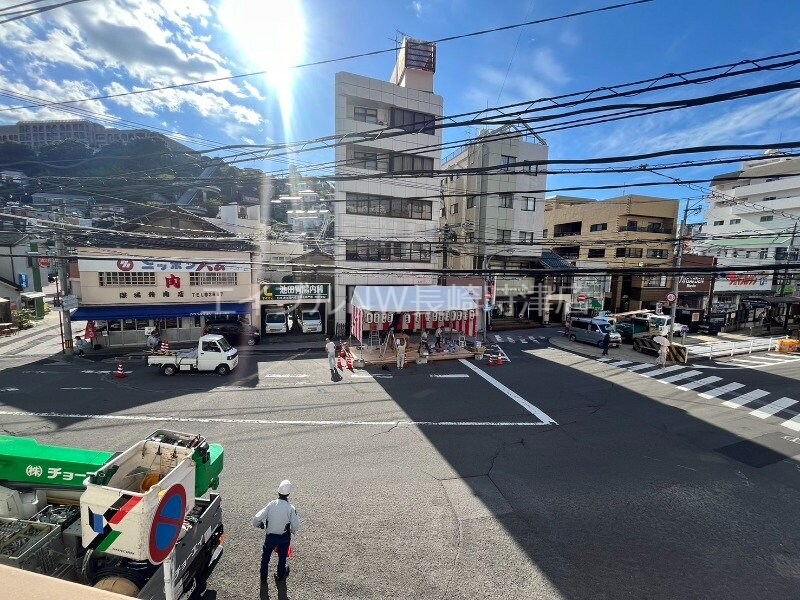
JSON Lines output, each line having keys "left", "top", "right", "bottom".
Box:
{"left": 114, "top": 360, "right": 126, "bottom": 379}
{"left": 337, "top": 356, "right": 343, "bottom": 370}
{"left": 161, "top": 340, "right": 169, "bottom": 353}
{"left": 497, "top": 354, "right": 504, "bottom": 367}
{"left": 346, "top": 356, "right": 354, "bottom": 371}
{"left": 487, "top": 355, "right": 495, "bottom": 367}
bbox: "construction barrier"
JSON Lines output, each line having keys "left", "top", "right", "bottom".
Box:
{"left": 633, "top": 338, "right": 688, "bottom": 364}
{"left": 777, "top": 339, "right": 800, "bottom": 354}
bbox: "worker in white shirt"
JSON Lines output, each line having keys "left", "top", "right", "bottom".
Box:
{"left": 395, "top": 336, "right": 407, "bottom": 368}
{"left": 253, "top": 480, "right": 301, "bottom": 585}
{"left": 325, "top": 337, "right": 336, "bottom": 371}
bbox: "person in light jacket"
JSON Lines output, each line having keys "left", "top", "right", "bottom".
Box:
{"left": 253, "top": 480, "right": 301, "bottom": 586}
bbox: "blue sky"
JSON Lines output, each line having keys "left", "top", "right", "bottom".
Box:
{"left": 1, "top": 0, "right": 799, "bottom": 220}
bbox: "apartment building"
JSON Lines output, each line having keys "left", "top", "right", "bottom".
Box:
{"left": 545, "top": 194, "right": 679, "bottom": 312}
{"left": 0, "top": 119, "right": 189, "bottom": 151}
{"left": 333, "top": 38, "right": 443, "bottom": 330}
{"left": 441, "top": 124, "right": 563, "bottom": 322}
{"left": 698, "top": 152, "right": 800, "bottom": 311}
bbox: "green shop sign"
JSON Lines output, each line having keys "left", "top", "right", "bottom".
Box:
{"left": 261, "top": 283, "right": 330, "bottom": 301}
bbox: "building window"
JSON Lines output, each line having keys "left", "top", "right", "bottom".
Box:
{"left": 760, "top": 215, "right": 774, "bottom": 222}
{"left": 759, "top": 248, "right": 769, "bottom": 259}
{"left": 499, "top": 193, "right": 513, "bottom": 208}
{"left": 345, "top": 193, "right": 433, "bottom": 220}
{"left": 713, "top": 220, "right": 725, "bottom": 226}
{"left": 587, "top": 248, "right": 605, "bottom": 258}
{"left": 390, "top": 152, "right": 434, "bottom": 174}
{"left": 501, "top": 155, "right": 515, "bottom": 171}
{"left": 646, "top": 249, "right": 668, "bottom": 259}
{"left": 354, "top": 106, "right": 378, "bottom": 124}
{"left": 642, "top": 275, "right": 668, "bottom": 287}
{"left": 345, "top": 240, "right": 431, "bottom": 262}
{"left": 467, "top": 195, "right": 476, "bottom": 209}
{"left": 542, "top": 228, "right": 548, "bottom": 238}
{"left": 589, "top": 223, "right": 607, "bottom": 232}
{"left": 450, "top": 203, "right": 459, "bottom": 214}
{"left": 499, "top": 229, "right": 511, "bottom": 242}
{"left": 519, "top": 231, "right": 534, "bottom": 243}
{"left": 615, "top": 248, "right": 643, "bottom": 258}
{"left": 389, "top": 108, "right": 436, "bottom": 135}
{"left": 353, "top": 151, "right": 379, "bottom": 170}
{"left": 189, "top": 272, "right": 238, "bottom": 286}
{"left": 466, "top": 232, "right": 474, "bottom": 243}
{"left": 729, "top": 218, "right": 741, "bottom": 225}
{"left": 99, "top": 272, "right": 156, "bottom": 286}
{"left": 521, "top": 197, "right": 536, "bottom": 211}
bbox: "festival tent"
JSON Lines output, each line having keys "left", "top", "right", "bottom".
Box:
{"left": 350, "top": 285, "right": 481, "bottom": 342}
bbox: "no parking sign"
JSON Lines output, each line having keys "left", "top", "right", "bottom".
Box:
{"left": 148, "top": 484, "right": 187, "bottom": 564}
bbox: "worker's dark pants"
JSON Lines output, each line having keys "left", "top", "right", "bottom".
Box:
{"left": 261, "top": 533, "right": 291, "bottom": 580}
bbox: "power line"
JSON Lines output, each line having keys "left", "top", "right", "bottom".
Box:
{"left": 0, "top": 0, "right": 654, "bottom": 113}
{"left": 0, "top": 0, "right": 91, "bottom": 25}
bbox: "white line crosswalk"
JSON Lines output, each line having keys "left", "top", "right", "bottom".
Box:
{"left": 722, "top": 352, "right": 800, "bottom": 370}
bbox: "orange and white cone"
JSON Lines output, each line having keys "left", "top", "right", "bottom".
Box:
{"left": 487, "top": 355, "right": 495, "bottom": 367}
{"left": 497, "top": 354, "right": 504, "bottom": 366}
{"left": 161, "top": 340, "right": 169, "bottom": 353}
{"left": 337, "top": 356, "right": 343, "bottom": 370}
{"left": 346, "top": 356, "right": 354, "bottom": 371}
{"left": 114, "top": 360, "right": 126, "bottom": 379}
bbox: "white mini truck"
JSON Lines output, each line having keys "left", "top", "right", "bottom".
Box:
{"left": 147, "top": 334, "right": 239, "bottom": 376}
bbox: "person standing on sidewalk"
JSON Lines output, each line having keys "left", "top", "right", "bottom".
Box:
{"left": 253, "top": 480, "right": 301, "bottom": 588}
{"left": 325, "top": 337, "right": 336, "bottom": 371}
{"left": 601, "top": 331, "right": 611, "bottom": 356}
{"left": 396, "top": 336, "right": 407, "bottom": 369}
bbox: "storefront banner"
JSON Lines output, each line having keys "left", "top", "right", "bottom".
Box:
{"left": 261, "top": 283, "right": 330, "bottom": 301}
{"left": 358, "top": 310, "right": 478, "bottom": 335}
{"left": 78, "top": 258, "right": 250, "bottom": 273}
{"left": 713, "top": 272, "right": 772, "bottom": 293}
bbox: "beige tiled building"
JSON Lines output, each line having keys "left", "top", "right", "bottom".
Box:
{"left": 545, "top": 195, "right": 679, "bottom": 312}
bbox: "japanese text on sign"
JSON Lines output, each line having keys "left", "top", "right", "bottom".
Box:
{"left": 77, "top": 259, "right": 250, "bottom": 273}
{"left": 261, "top": 283, "right": 330, "bottom": 301}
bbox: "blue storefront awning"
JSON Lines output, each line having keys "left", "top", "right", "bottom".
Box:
{"left": 72, "top": 303, "right": 251, "bottom": 321}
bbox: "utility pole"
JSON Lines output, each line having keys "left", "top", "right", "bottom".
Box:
{"left": 55, "top": 205, "right": 74, "bottom": 355}
{"left": 779, "top": 222, "right": 798, "bottom": 332}
{"left": 668, "top": 202, "right": 691, "bottom": 345}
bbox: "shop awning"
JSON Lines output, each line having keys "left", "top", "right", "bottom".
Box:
{"left": 702, "top": 235, "right": 791, "bottom": 249}
{"left": 539, "top": 252, "right": 577, "bottom": 270}
{"left": 0, "top": 298, "right": 8, "bottom": 304}
{"left": 20, "top": 292, "right": 46, "bottom": 300}
{"left": 351, "top": 285, "right": 480, "bottom": 312}
{"left": 71, "top": 302, "right": 251, "bottom": 321}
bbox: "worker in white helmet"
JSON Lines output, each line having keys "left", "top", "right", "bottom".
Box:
{"left": 253, "top": 479, "right": 301, "bottom": 586}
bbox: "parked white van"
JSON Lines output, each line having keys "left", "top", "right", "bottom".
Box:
{"left": 264, "top": 311, "right": 288, "bottom": 334}
{"left": 297, "top": 309, "right": 322, "bottom": 334}
{"left": 569, "top": 317, "right": 622, "bottom": 347}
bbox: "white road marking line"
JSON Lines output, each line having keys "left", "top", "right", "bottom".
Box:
{"left": 638, "top": 365, "right": 685, "bottom": 377}
{"left": 627, "top": 363, "right": 656, "bottom": 371}
{"left": 530, "top": 338, "right": 540, "bottom": 344}
{"left": 754, "top": 354, "right": 797, "bottom": 361}
{"left": 459, "top": 359, "right": 557, "bottom": 425}
{"left": 61, "top": 387, "right": 93, "bottom": 390}
{"left": 0, "top": 410, "right": 550, "bottom": 428}
{"left": 727, "top": 357, "right": 769, "bottom": 365}
{"left": 22, "top": 370, "right": 62, "bottom": 374}
{"left": 0, "top": 387, "right": 19, "bottom": 392}
{"left": 351, "top": 374, "right": 393, "bottom": 379}
{"left": 430, "top": 374, "right": 470, "bottom": 378}
{"left": 781, "top": 414, "right": 800, "bottom": 431}
{"left": 676, "top": 376, "right": 722, "bottom": 391}
{"left": 81, "top": 370, "right": 132, "bottom": 374}
{"left": 698, "top": 382, "right": 745, "bottom": 399}
{"left": 520, "top": 338, "right": 528, "bottom": 344}
{"left": 596, "top": 357, "right": 613, "bottom": 362}
{"left": 528, "top": 336, "right": 537, "bottom": 341}
{"left": 506, "top": 338, "right": 515, "bottom": 343}
{"left": 750, "top": 397, "right": 797, "bottom": 419}
{"left": 263, "top": 374, "right": 309, "bottom": 378}
{"left": 494, "top": 335, "right": 503, "bottom": 343}
{"left": 606, "top": 360, "right": 632, "bottom": 367}
{"left": 659, "top": 370, "right": 702, "bottom": 384}
{"left": 722, "top": 389, "right": 770, "bottom": 408}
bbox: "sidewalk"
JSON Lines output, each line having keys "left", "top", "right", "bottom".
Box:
{"left": 0, "top": 311, "right": 64, "bottom": 354}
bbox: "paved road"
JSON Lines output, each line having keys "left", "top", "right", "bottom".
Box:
{"left": 1, "top": 334, "right": 800, "bottom": 599}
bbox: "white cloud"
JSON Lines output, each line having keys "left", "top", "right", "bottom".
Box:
{"left": 412, "top": 1, "right": 424, "bottom": 16}
{"left": 530, "top": 48, "right": 570, "bottom": 86}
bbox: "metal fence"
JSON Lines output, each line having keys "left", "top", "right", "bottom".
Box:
{"left": 686, "top": 335, "right": 789, "bottom": 359}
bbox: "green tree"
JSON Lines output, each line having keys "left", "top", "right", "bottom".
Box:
{"left": 0, "top": 141, "right": 38, "bottom": 174}
{"left": 37, "top": 140, "right": 93, "bottom": 175}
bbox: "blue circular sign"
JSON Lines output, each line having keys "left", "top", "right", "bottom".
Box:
{"left": 148, "top": 484, "right": 187, "bottom": 564}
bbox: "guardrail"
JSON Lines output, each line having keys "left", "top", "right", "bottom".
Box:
{"left": 686, "top": 335, "right": 788, "bottom": 359}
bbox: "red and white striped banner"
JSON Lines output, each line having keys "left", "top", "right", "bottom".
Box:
{"left": 351, "top": 307, "right": 363, "bottom": 342}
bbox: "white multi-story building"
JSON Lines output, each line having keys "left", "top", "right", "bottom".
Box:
{"left": 699, "top": 152, "right": 800, "bottom": 310}
{"left": 333, "top": 38, "right": 443, "bottom": 329}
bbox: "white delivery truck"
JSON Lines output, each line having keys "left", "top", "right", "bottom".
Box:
{"left": 297, "top": 309, "right": 323, "bottom": 333}
{"left": 147, "top": 334, "right": 239, "bottom": 376}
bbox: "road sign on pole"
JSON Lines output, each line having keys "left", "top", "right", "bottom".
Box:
{"left": 148, "top": 484, "right": 187, "bottom": 565}
{"left": 666, "top": 292, "right": 677, "bottom": 303}
{"left": 37, "top": 257, "right": 50, "bottom": 268}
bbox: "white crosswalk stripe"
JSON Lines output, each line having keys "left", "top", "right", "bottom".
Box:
{"left": 698, "top": 382, "right": 745, "bottom": 399}
{"left": 722, "top": 389, "right": 770, "bottom": 408}
{"left": 606, "top": 360, "right": 632, "bottom": 367}
{"left": 676, "top": 376, "right": 722, "bottom": 391}
{"left": 638, "top": 365, "right": 685, "bottom": 377}
{"left": 596, "top": 357, "right": 613, "bottom": 362}
{"left": 659, "top": 369, "right": 702, "bottom": 384}
{"left": 627, "top": 363, "right": 656, "bottom": 371}
{"left": 751, "top": 397, "right": 797, "bottom": 419}
{"left": 780, "top": 413, "right": 800, "bottom": 431}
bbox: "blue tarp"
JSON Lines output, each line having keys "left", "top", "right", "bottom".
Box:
{"left": 72, "top": 303, "right": 250, "bottom": 321}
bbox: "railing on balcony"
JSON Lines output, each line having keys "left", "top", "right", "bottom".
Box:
{"left": 553, "top": 231, "right": 582, "bottom": 238}
{"left": 618, "top": 225, "right": 673, "bottom": 234}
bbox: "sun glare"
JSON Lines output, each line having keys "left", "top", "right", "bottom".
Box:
{"left": 219, "top": 0, "right": 307, "bottom": 127}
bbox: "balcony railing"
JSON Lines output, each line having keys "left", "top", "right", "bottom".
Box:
{"left": 553, "top": 231, "right": 582, "bottom": 238}
{"left": 618, "top": 226, "right": 673, "bottom": 234}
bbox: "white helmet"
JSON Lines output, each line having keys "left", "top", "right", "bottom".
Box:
{"left": 278, "top": 480, "right": 292, "bottom": 495}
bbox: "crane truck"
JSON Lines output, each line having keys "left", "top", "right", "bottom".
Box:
{"left": 0, "top": 430, "right": 224, "bottom": 599}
